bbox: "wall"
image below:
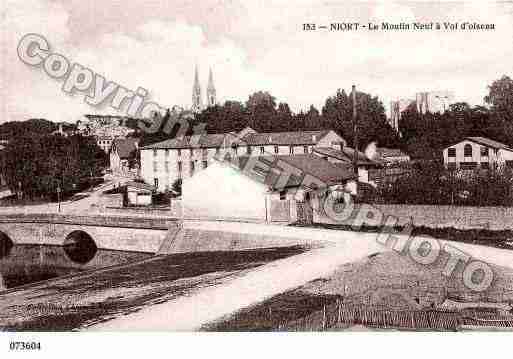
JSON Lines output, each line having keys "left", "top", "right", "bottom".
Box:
{"left": 182, "top": 161, "right": 268, "bottom": 222}
{"left": 315, "top": 203, "right": 513, "bottom": 230}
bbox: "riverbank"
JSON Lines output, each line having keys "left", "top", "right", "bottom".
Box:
{"left": 204, "top": 250, "right": 513, "bottom": 331}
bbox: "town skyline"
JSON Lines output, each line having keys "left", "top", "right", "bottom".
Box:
{"left": 3, "top": 1, "right": 513, "bottom": 123}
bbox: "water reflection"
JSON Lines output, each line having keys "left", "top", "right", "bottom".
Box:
{"left": 0, "top": 244, "right": 152, "bottom": 291}
{"left": 63, "top": 231, "right": 98, "bottom": 264}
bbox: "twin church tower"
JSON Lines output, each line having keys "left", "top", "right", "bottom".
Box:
{"left": 192, "top": 66, "right": 216, "bottom": 113}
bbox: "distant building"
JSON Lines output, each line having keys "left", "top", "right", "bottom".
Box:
{"left": 78, "top": 114, "right": 136, "bottom": 153}
{"left": 443, "top": 137, "right": 513, "bottom": 170}
{"left": 416, "top": 90, "right": 454, "bottom": 114}
{"left": 125, "top": 181, "right": 154, "bottom": 206}
{"left": 389, "top": 99, "right": 415, "bottom": 131}
{"left": 389, "top": 91, "right": 455, "bottom": 131}
{"left": 110, "top": 138, "right": 139, "bottom": 176}
{"left": 376, "top": 148, "right": 410, "bottom": 165}
{"left": 312, "top": 146, "right": 382, "bottom": 184}
{"left": 140, "top": 128, "right": 345, "bottom": 192}
{"left": 191, "top": 66, "right": 217, "bottom": 113}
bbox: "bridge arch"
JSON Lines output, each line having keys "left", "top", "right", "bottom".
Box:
{"left": 63, "top": 230, "right": 98, "bottom": 264}
{"left": 0, "top": 231, "right": 14, "bottom": 259}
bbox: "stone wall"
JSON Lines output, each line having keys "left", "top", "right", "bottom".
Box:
{"left": 315, "top": 202, "right": 513, "bottom": 230}
{"left": 0, "top": 214, "right": 180, "bottom": 253}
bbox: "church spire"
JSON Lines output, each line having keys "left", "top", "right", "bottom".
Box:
{"left": 192, "top": 65, "right": 202, "bottom": 113}
{"left": 206, "top": 67, "right": 216, "bottom": 107}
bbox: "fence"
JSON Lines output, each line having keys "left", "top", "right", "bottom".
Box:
{"left": 278, "top": 301, "right": 513, "bottom": 331}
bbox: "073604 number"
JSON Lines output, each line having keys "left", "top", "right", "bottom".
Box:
{"left": 9, "top": 341, "right": 41, "bottom": 351}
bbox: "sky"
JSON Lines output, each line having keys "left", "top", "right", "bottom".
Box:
{"left": 2, "top": 0, "right": 513, "bottom": 123}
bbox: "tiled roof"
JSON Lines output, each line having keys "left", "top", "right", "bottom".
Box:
{"left": 241, "top": 130, "right": 333, "bottom": 146}
{"left": 112, "top": 138, "right": 139, "bottom": 158}
{"left": 376, "top": 147, "right": 410, "bottom": 158}
{"left": 313, "top": 147, "right": 382, "bottom": 167}
{"left": 140, "top": 133, "right": 229, "bottom": 149}
{"left": 465, "top": 137, "right": 513, "bottom": 151}
{"left": 235, "top": 154, "right": 357, "bottom": 190}
{"left": 141, "top": 129, "right": 338, "bottom": 150}
{"left": 125, "top": 181, "right": 155, "bottom": 192}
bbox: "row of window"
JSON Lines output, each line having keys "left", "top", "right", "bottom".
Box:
{"left": 152, "top": 145, "right": 314, "bottom": 157}
{"left": 153, "top": 160, "right": 208, "bottom": 175}
{"left": 447, "top": 145, "right": 489, "bottom": 158}
{"left": 448, "top": 161, "right": 491, "bottom": 170}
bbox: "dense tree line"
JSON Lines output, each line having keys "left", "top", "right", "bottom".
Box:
{"left": 1, "top": 134, "right": 107, "bottom": 199}
{"left": 139, "top": 88, "right": 402, "bottom": 150}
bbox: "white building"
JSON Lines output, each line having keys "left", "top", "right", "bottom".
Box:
{"left": 140, "top": 127, "right": 345, "bottom": 192}
{"left": 182, "top": 154, "right": 356, "bottom": 223}
{"left": 443, "top": 137, "right": 513, "bottom": 170}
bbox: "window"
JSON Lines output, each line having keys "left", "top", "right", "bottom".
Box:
{"left": 279, "top": 190, "right": 287, "bottom": 200}
{"left": 203, "top": 160, "right": 208, "bottom": 169}
{"left": 464, "top": 144, "right": 472, "bottom": 157}
{"left": 177, "top": 149, "right": 181, "bottom": 157}
{"left": 481, "top": 162, "right": 489, "bottom": 169}
{"left": 447, "top": 148, "right": 456, "bottom": 157}
{"left": 247, "top": 146, "right": 252, "bottom": 155}
{"left": 289, "top": 146, "right": 294, "bottom": 154}
{"left": 304, "top": 145, "right": 308, "bottom": 154}
{"left": 153, "top": 149, "right": 158, "bottom": 157}
{"left": 460, "top": 162, "right": 477, "bottom": 170}
{"left": 480, "top": 147, "right": 489, "bottom": 157}
{"left": 165, "top": 161, "right": 169, "bottom": 173}
{"left": 190, "top": 161, "right": 195, "bottom": 176}
{"left": 260, "top": 146, "right": 265, "bottom": 154}
{"left": 178, "top": 162, "right": 182, "bottom": 172}
{"left": 165, "top": 149, "right": 169, "bottom": 157}
{"left": 215, "top": 147, "right": 220, "bottom": 155}
{"left": 190, "top": 148, "right": 194, "bottom": 156}
{"left": 153, "top": 161, "right": 158, "bottom": 172}
{"left": 274, "top": 145, "right": 279, "bottom": 154}
{"left": 154, "top": 178, "right": 159, "bottom": 188}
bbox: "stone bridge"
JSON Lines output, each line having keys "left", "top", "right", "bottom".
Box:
{"left": 0, "top": 213, "right": 180, "bottom": 253}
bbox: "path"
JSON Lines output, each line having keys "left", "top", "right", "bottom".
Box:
{"left": 89, "top": 222, "right": 513, "bottom": 331}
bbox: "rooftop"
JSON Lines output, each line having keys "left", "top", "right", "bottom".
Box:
{"left": 465, "top": 137, "right": 513, "bottom": 151}
{"left": 140, "top": 129, "right": 338, "bottom": 150}
{"left": 235, "top": 154, "right": 357, "bottom": 190}
{"left": 313, "top": 147, "right": 382, "bottom": 167}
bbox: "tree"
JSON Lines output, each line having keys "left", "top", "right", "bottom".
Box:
{"left": 485, "top": 75, "right": 513, "bottom": 120}
{"left": 2, "top": 134, "right": 107, "bottom": 199}
{"left": 321, "top": 88, "right": 400, "bottom": 150}
{"left": 246, "top": 91, "right": 277, "bottom": 132}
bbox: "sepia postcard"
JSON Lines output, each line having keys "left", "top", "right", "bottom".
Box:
{"left": 1, "top": 0, "right": 513, "bottom": 357}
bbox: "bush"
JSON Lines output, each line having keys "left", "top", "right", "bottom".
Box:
{"left": 376, "top": 161, "right": 513, "bottom": 206}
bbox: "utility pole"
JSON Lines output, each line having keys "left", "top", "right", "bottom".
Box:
{"left": 352, "top": 84, "right": 358, "bottom": 176}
